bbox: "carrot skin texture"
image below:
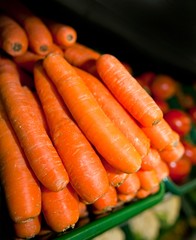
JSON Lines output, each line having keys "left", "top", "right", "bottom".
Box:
{"left": 43, "top": 53, "right": 142, "bottom": 174}
{"left": 41, "top": 184, "right": 80, "bottom": 233}
{"left": 34, "top": 62, "right": 109, "bottom": 204}
{"left": 75, "top": 67, "right": 150, "bottom": 158}
{"left": 0, "top": 99, "right": 41, "bottom": 223}
{"left": 141, "top": 148, "right": 161, "bottom": 170}
{"left": 137, "top": 169, "right": 159, "bottom": 191}
{"left": 14, "top": 216, "right": 41, "bottom": 239}
{"left": 0, "top": 57, "right": 69, "bottom": 191}
{"left": 96, "top": 54, "right": 163, "bottom": 127}
{"left": 0, "top": 14, "right": 28, "bottom": 56}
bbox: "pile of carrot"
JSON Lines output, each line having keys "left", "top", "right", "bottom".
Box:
{"left": 0, "top": 0, "right": 185, "bottom": 239}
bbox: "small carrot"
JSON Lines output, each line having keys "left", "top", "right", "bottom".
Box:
{"left": 0, "top": 99, "right": 41, "bottom": 223}
{"left": 41, "top": 184, "right": 80, "bottom": 233}
{"left": 117, "top": 192, "right": 136, "bottom": 203}
{"left": 13, "top": 216, "right": 41, "bottom": 239}
{"left": 137, "top": 169, "right": 159, "bottom": 191}
{"left": 136, "top": 185, "right": 160, "bottom": 199}
{"left": 96, "top": 54, "right": 163, "bottom": 127}
{"left": 64, "top": 42, "right": 100, "bottom": 76}
{"left": 43, "top": 53, "right": 142, "bottom": 174}
{"left": 92, "top": 185, "right": 118, "bottom": 214}
{"left": 44, "top": 19, "right": 77, "bottom": 48}
{"left": 75, "top": 67, "right": 150, "bottom": 158}
{"left": 142, "top": 119, "right": 180, "bottom": 151}
{"left": 13, "top": 49, "right": 43, "bottom": 73}
{"left": 0, "top": 57, "right": 69, "bottom": 191}
{"left": 159, "top": 141, "right": 185, "bottom": 163}
{"left": 0, "top": 0, "right": 53, "bottom": 55}
{"left": 0, "top": 13, "right": 28, "bottom": 56}
{"left": 101, "top": 157, "right": 128, "bottom": 187}
{"left": 153, "top": 160, "right": 169, "bottom": 181}
{"left": 141, "top": 148, "right": 161, "bottom": 171}
{"left": 34, "top": 61, "right": 109, "bottom": 204}
{"left": 116, "top": 173, "right": 141, "bottom": 195}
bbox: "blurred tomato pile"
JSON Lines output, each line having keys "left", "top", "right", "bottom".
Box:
{"left": 135, "top": 70, "right": 196, "bottom": 185}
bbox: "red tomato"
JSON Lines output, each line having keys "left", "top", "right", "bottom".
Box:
{"left": 168, "top": 156, "right": 192, "bottom": 184}
{"left": 182, "top": 140, "right": 196, "bottom": 165}
{"left": 164, "top": 109, "right": 192, "bottom": 136}
{"left": 188, "top": 106, "right": 196, "bottom": 124}
{"left": 150, "top": 74, "right": 177, "bottom": 100}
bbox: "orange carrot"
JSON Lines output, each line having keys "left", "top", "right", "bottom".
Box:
{"left": 96, "top": 54, "right": 163, "bottom": 127}
{"left": 117, "top": 192, "right": 136, "bottom": 203}
{"left": 159, "top": 141, "right": 185, "bottom": 163}
{"left": 13, "top": 50, "right": 43, "bottom": 73}
{"left": 13, "top": 216, "right": 41, "bottom": 239}
{"left": 142, "top": 119, "right": 180, "bottom": 151}
{"left": 64, "top": 42, "right": 100, "bottom": 76}
{"left": 49, "top": 43, "right": 64, "bottom": 56}
{"left": 43, "top": 53, "right": 142, "bottom": 174}
{"left": 0, "top": 57, "right": 69, "bottom": 191}
{"left": 75, "top": 67, "right": 150, "bottom": 158}
{"left": 22, "top": 86, "right": 49, "bottom": 132}
{"left": 116, "top": 173, "right": 141, "bottom": 195}
{"left": 0, "top": 99, "right": 41, "bottom": 223}
{"left": 136, "top": 185, "right": 160, "bottom": 199}
{"left": 92, "top": 185, "right": 118, "bottom": 214}
{"left": 0, "top": 0, "right": 53, "bottom": 55}
{"left": 101, "top": 157, "right": 128, "bottom": 187}
{"left": 0, "top": 13, "right": 28, "bottom": 56}
{"left": 34, "top": 61, "right": 109, "bottom": 204}
{"left": 41, "top": 184, "right": 80, "bottom": 232}
{"left": 141, "top": 148, "right": 161, "bottom": 171}
{"left": 137, "top": 169, "right": 159, "bottom": 191}
{"left": 45, "top": 19, "right": 77, "bottom": 48}
{"left": 153, "top": 160, "right": 169, "bottom": 181}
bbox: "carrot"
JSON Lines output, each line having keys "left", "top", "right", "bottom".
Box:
{"left": 44, "top": 19, "right": 77, "bottom": 48}
{"left": 159, "top": 141, "right": 185, "bottom": 163}
{"left": 101, "top": 157, "right": 128, "bottom": 187}
{"left": 79, "top": 201, "right": 89, "bottom": 218}
{"left": 137, "top": 169, "right": 159, "bottom": 191}
{"left": 49, "top": 43, "right": 64, "bottom": 56}
{"left": 116, "top": 173, "right": 141, "bottom": 195}
{"left": 34, "top": 61, "right": 109, "bottom": 204}
{"left": 22, "top": 86, "right": 49, "bottom": 132}
{"left": 75, "top": 67, "right": 150, "bottom": 158}
{"left": 41, "top": 184, "right": 80, "bottom": 233}
{"left": 0, "top": 0, "right": 53, "bottom": 55}
{"left": 136, "top": 185, "right": 160, "bottom": 199}
{"left": 0, "top": 99, "right": 41, "bottom": 222}
{"left": 142, "top": 119, "right": 180, "bottom": 151}
{"left": 96, "top": 54, "right": 163, "bottom": 127}
{"left": 153, "top": 160, "right": 169, "bottom": 181}
{"left": 0, "top": 57, "right": 69, "bottom": 191}
{"left": 43, "top": 53, "right": 142, "bottom": 174}
{"left": 92, "top": 185, "right": 118, "bottom": 214}
{"left": 141, "top": 148, "right": 161, "bottom": 171}
{"left": 64, "top": 42, "right": 100, "bottom": 76}
{"left": 13, "top": 49, "right": 43, "bottom": 73}
{"left": 13, "top": 216, "right": 41, "bottom": 239}
{"left": 0, "top": 13, "right": 28, "bottom": 56}
{"left": 117, "top": 192, "right": 136, "bottom": 203}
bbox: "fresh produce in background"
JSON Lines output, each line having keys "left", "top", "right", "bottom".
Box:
{"left": 0, "top": 0, "right": 195, "bottom": 239}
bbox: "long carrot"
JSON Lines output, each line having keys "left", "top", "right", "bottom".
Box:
{"left": 34, "top": 61, "right": 109, "bottom": 204}
{"left": 153, "top": 160, "right": 169, "bottom": 182}
{"left": 141, "top": 148, "right": 161, "bottom": 171}
{"left": 41, "top": 184, "right": 80, "bottom": 233}
{"left": 92, "top": 185, "right": 118, "bottom": 214}
{"left": 101, "top": 157, "right": 128, "bottom": 187}
{"left": 0, "top": 99, "right": 41, "bottom": 223}
{"left": 44, "top": 19, "right": 77, "bottom": 48}
{"left": 142, "top": 119, "right": 180, "bottom": 151}
{"left": 96, "top": 54, "right": 163, "bottom": 127}
{"left": 0, "top": 13, "right": 28, "bottom": 56}
{"left": 43, "top": 53, "right": 142, "bottom": 174}
{"left": 75, "top": 67, "right": 150, "bottom": 158}
{"left": 137, "top": 169, "right": 159, "bottom": 191}
{"left": 0, "top": 0, "right": 53, "bottom": 55}
{"left": 116, "top": 173, "right": 141, "bottom": 195}
{"left": 64, "top": 42, "right": 100, "bottom": 76}
{"left": 0, "top": 57, "right": 69, "bottom": 191}
{"left": 13, "top": 216, "right": 41, "bottom": 239}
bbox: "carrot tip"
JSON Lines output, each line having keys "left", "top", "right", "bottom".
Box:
{"left": 66, "top": 34, "right": 74, "bottom": 42}
{"left": 40, "top": 45, "right": 49, "bottom": 52}
{"left": 13, "top": 43, "right": 22, "bottom": 52}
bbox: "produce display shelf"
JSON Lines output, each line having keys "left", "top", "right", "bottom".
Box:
{"left": 52, "top": 182, "right": 165, "bottom": 240}
{"left": 164, "top": 166, "right": 196, "bottom": 196}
